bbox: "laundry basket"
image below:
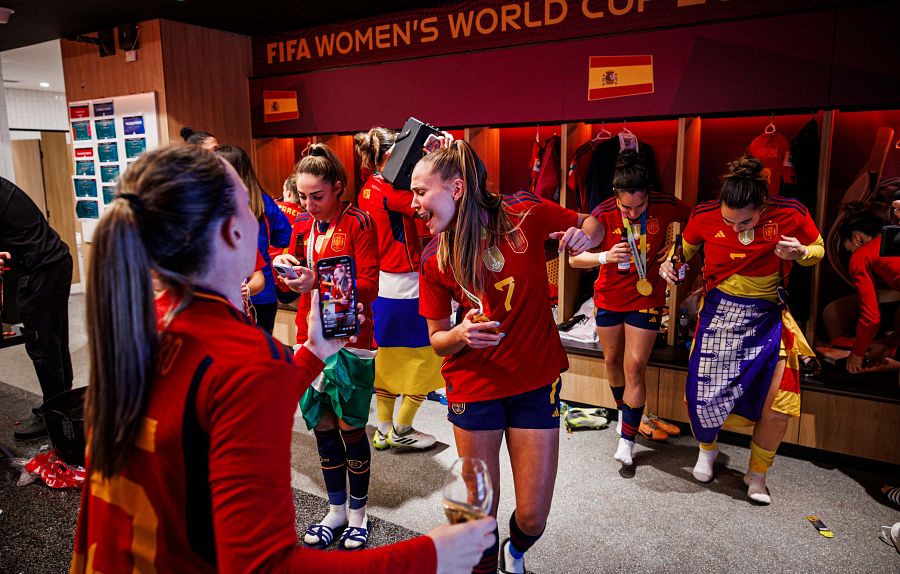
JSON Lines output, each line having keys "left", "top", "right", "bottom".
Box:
{"left": 39, "top": 387, "right": 87, "bottom": 467}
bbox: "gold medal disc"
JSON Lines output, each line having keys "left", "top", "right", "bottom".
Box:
{"left": 636, "top": 278, "right": 653, "bottom": 296}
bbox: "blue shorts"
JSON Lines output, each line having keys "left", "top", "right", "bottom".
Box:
{"left": 595, "top": 307, "right": 662, "bottom": 331}
{"left": 447, "top": 379, "right": 562, "bottom": 431}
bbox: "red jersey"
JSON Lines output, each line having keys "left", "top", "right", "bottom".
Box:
{"left": 288, "top": 203, "right": 379, "bottom": 349}
{"left": 72, "top": 288, "right": 435, "bottom": 574}
{"left": 683, "top": 196, "right": 821, "bottom": 296}
{"left": 590, "top": 192, "right": 691, "bottom": 311}
{"left": 357, "top": 174, "right": 422, "bottom": 273}
{"left": 849, "top": 236, "right": 900, "bottom": 356}
{"left": 747, "top": 132, "right": 796, "bottom": 196}
{"left": 269, "top": 201, "right": 302, "bottom": 261}
{"left": 419, "top": 191, "right": 578, "bottom": 402}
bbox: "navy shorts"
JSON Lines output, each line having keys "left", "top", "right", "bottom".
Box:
{"left": 447, "top": 378, "right": 562, "bottom": 431}
{"left": 595, "top": 307, "right": 663, "bottom": 331}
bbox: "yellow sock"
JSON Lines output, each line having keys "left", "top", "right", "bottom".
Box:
{"left": 749, "top": 441, "right": 776, "bottom": 475}
{"left": 375, "top": 389, "right": 397, "bottom": 434}
{"left": 395, "top": 394, "right": 426, "bottom": 429}
{"left": 700, "top": 441, "right": 718, "bottom": 451}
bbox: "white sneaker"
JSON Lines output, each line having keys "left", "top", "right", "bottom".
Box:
{"left": 692, "top": 446, "right": 719, "bottom": 483}
{"left": 500, "top": 538, "right": 525, "bottom": 574}
{"left": 387, "top": 427, "right": 436, "bottom": 450}
{"left": 614, "top": 437, "right": 634, "bottom": 466}
{"left": 372, "top": 429, "right": 391, "bottom": 451}
{"left": 744, "top": 471, "right": 771, "bottom": 504}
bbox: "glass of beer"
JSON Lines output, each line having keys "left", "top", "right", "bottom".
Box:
{"left": 441, "top": 457, "right": 492, "bottom": 524}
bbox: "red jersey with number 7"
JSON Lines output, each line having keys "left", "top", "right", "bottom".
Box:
{"left": 419, "top": 190, "right": 578, "bottom": 402}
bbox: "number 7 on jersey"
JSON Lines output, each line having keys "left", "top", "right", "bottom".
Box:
{"left": 494, "top": 277, "right": 515, "bottom": 312}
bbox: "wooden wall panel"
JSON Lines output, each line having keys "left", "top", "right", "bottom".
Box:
{"left": 320, "top": 135, "right": 357, "bottom": 205}
{"left": 61, "top": 20, "right": 168, "bottom": 142}
{"left": 464, "top": 127, "right": 500, "bottom": 194}
{"left": 799, "top": 391, "right": 900, "bottom": 465}
{"left": 253, "top": 138, "right": 296, "bottom": 198}
{"left": 160, "top": 20, "right": 252, "bottom": 154}
{"left": 40, "top": 132, "right": 79, "bottom": 284}
{"left": 11, "top": 140, "right": 45, "bottom": 213}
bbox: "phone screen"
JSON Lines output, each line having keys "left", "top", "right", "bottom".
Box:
{"left": 316, "top": 256, "right": 359, "bottom": 339}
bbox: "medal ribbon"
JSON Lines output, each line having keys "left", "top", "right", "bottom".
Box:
{"left": 451, "top": 228, "right": 488, "bottom": 314}
{"left": 620, "top": 209, "right": 648, "bottom": 280}
{"left": 307, "top": 204, "right": 351, "bottom": 267}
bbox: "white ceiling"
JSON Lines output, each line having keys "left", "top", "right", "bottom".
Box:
{"left": 1, "top": 39, "right": 65, "bottom": 93}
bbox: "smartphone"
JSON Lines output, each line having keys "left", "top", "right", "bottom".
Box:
{"left": 273, "top": 263, "right": 299, "bottom": 280}
{"left": 315, "top": 255, "right": 359, "bottom": 339}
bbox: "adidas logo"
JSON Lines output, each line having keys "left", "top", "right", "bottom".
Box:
{"left": 715, "top": 230, "right": 726, "bottom": 238}
{"left": 552, "top": 408, "right": 560, "bottom": 417}
{"left": 390, "top": 436, "right": 417, "bottom": 445}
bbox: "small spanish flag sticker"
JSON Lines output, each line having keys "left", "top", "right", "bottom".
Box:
{"left": 588, "top": 55, "right": 654, "bottom": 101}
{"left": 263, "top": 90, "right": 299, "bottom": 123}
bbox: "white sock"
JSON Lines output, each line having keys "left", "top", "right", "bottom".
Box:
{"left": 502, "top": 539, "right": 526, "bottom": 574}
{"left": 614, "top": 437, "right": 634, "bottom": 466}
{"left": 692, "top": 446, "right": 719, "bottom": 483}
{"left": 394, "top": 423, "right": 411, "bottom": 434}
{"left": 744, "top": 471, "right": 771, "bottom": 504}
{"left": 616, "top": 412, "right": 623, "bottom": 436}
{"left": 344, "top": 504, "right": 369, "bottom": 549}
{"left": 303, "top": 503, "right": 347, "bottom": 545}
{"left": 377, "top": 422, "right": 391, "bottom": 435}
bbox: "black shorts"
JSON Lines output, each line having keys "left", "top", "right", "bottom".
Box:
{"left": 447, "top": 379, "right": 562, "bottom": 431}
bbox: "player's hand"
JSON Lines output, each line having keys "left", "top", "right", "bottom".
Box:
{"left": 550, "top": 227, "right": 591, "bottom": 256}
{"left": 0, "top": 251, "right": 10, "bottom": 273}
{"left": 893, "top": 199, "right": 900, "bottom": 220}
{"left": 455, "top": 308, "right": 503, "bottom": 349}
{"left": 659, "top": 259, "right": 677, "bottom": 286}
{"left": 429, "top": 517, "right": 497, "bottom": 574}
{"left": 846, "top": 353, "right": 867, "bottom": 374}
{"left": 774, "top": 235, "right": 807, "bottom": 260}
{"left": 605, "top": 241, "right": 632, "bottom": 264}
{"left": 302, "top": 290, "right": 365, "bottom": 362}
{"left": 423, "top": 131, "right": 455, "bottom": 154}
{"left": 274, "top": 253, "right": 316, "bottom": 293}
{"left": 657, "top": 241, "right": 674, "bottom": 263}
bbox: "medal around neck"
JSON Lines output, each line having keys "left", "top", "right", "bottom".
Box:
{"left": 636, "top": 278, "right": 653, "bottom": 296}
{"left": 482, "top": 245, "right": 505, "bottom": 273}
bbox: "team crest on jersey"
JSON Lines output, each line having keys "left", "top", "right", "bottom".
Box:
{"left": 763, "top": 223, "right": 778, "bottom": 241}
{"left": 738, "top": 229, "right": 755, "bottom": 245}
{"left": 483, "top": 246, "right": 505, "bottom": 273}
{"left": 647, "top": 217, "right": 660, "bottom": 234}
{"left": 451, "top": 402, "right": 466, "bottom": 415}
{"left": 331, "top": 233, "right": 347, "bottom": 252}
{"left": 505, "top": 228, "right": 528, "bottom": 253}
{"left": 362, "top": 189, "right": 371, "bottom": 200}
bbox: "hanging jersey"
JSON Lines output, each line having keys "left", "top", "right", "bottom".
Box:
{"left": 748, "top": 132, "right": 796, "bottom": 196}
{"left": 419, "top": 191, "right": 578, "bottom": 402}
{"left": 567, "top": 140, "right": 599, "bottom": 213}
{"left": 288, "top": 203, "right": 379, "bottom": 349}
{"left": 357, "top": 174, "right": 421, "bottom": 273}
{"left": 682, "top": 196, "right": 823, "bottom": 300}
{"left": 591, "top": 192, "right": 691, "bottom": 311}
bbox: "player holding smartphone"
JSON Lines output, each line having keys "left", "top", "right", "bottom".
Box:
{"left": 273, "top": 144, "right": 380, "bottom": 551}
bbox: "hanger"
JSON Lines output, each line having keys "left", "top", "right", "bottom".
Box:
{"left": 593, "top": 121, "right": 612, "bottom": 142}
{"left": 618, "top": 121, "right": 638, "bottom": 151}
{"left": 764, "top": 114, "right": 777, "bottom": 135}
{"left": 535, "top": 125, "right": 541, "bottom": 144}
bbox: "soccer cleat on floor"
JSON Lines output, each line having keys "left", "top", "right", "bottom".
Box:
{"left": 646, "top": 412, "right": 681, "bottom": 437}
{"left": 638, "top": 418, "right": 670, "bottom": 441}
{"left": 387, "top": 427, "right": 436, "bottom": 450}
{"left": 564, "top": 407, "right": 609, "bottom": 432}
{"left": 372, "top": 429, "right": 391, "bottom": 451}
{"left": 692, "top": 446, "right": 719, "bottom": 483}
{"left": 744, "top": 471, "right": 772, "bottom": 505}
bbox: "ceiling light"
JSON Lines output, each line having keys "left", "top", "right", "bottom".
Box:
{"left": 39, "top": 82, "right": 50, "bottom": 88}
{"left": 0, "top": 7, "right": 14, "bottom": 24}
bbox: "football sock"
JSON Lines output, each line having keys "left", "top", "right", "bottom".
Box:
{"left": 395, "top": 393, "right": 427, "bottom": 431}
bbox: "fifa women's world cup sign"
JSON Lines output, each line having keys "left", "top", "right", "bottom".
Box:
{"left": 253, "top": 0, "right": 830, "bottom": 77}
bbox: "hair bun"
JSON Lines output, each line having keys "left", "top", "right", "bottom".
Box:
{"left": 615, "top": 149, "right": 639, "bottom": 170}
{"left": 180, "top": 126, "right": 195, "bottom": 141}
{"left": 728, "top": 155, "right": 765, "bottom": 180}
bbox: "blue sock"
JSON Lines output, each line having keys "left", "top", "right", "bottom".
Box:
{"left": 340, "top": 427, "right": 370, "bottom": 510}
{"left": 509, "top": 510, "right": 543, "bottom": 559}
{"left": 610, "top": 385, "right": 625, "bottom": 410}
{"left": 620, "top": 401, "right": 645, "bottom": 442}
{"left": 314, "top": 428, "right": 347, "bottom": 503}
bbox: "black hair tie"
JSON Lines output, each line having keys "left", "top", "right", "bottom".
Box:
{"left": 119, "top": 193, "right": 145, "bottom": 216}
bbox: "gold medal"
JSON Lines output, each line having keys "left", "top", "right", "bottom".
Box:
{"left": 636, "top": 278, "right": 653, "bottom": 296}
{"left": 482, "top": 246, "right": 505, "bottom": 273}
{"left": 738, "top": 229, "right": 755, "bottom": 245}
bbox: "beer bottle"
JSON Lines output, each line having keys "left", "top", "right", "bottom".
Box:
{"left": 671, "top": 233, "right": 687, "bottom": 285}
{"left": 617, "top": 230, "right": 631, "bottom": 275}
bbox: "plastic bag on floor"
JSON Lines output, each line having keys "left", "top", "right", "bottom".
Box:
{"left": 10, "top": 447, "right": 86, "bottom": 489}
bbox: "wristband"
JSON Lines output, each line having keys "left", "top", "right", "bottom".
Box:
{"left": 598, "top": 251, "right": 609, "bottom": 265}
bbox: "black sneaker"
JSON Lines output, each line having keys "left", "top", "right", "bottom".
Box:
{"left": 13, "top": 414, "right": 48, "bottom": 440}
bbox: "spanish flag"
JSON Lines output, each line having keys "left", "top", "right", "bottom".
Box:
{"left": 263, "top": 90, "right": 299, "bottom": 123}
{"left": 588, "top": 56, "right": 654, "bottom": 101}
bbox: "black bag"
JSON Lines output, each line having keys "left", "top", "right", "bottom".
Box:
{"left": 382, "top": 117, "right": 442, "bottom": 191}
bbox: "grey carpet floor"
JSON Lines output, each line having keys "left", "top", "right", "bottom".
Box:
{"left": 1, "top": 294, "right": 899, "bottom": 572}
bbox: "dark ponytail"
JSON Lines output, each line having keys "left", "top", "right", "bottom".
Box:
{"left": 720, "top": 155, "right": 769, "bottom": 210}
{"left": 86, "top": 145, "right": 236, "bottom": 477}
{"left": 838, "top": 200, "right": 886, "bottom": 239}
{"left": 612, "top": 149, "right": 649, "bottom": 194}
{"left": 353, "top": 127, "right": 397, "bottom": 172}
{"left": 295, "top": 143, "right": 347, "bottom": 195}
{"left": 180, "top": 126, "right": 216, "bottom": 146}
